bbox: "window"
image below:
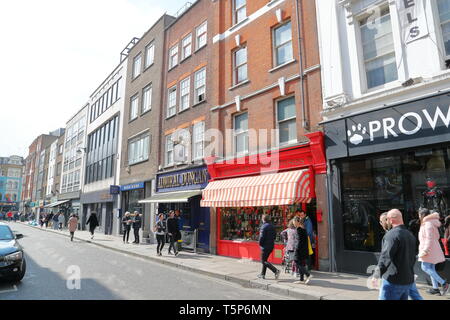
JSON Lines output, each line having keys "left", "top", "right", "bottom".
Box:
{"left": 165, "top": 134, "right": 174, "bottom": 166}
{"left": 234, "top": 112, "right": 248, "bottom": 155}
{"left": 359, "top": 6, "right": 397, "bottom": 89}
{"left": 167, "top": 86, "right": 177, "bottom": 117}
{"left": 169, "top": 45, "right": 178, "bottom": 69}
{"left": 234, "top": 0, "right": 246, "bottom": 24}
{"left": 277, "top": 97, "right": 297, "bottom": 145}
{"left": 193, "top": 121, "right": 205, "bottom": 160}
{"left": 196, "top": 21, "right": 207, "bottom": 50}
{"left": 145, "top": 43, "right": 155, "bottom": 68}
{"left": 142, "top": 84, "right": 152, "bottom": 113}
{"left": 180, "top": 77, "right": 190, "bottom": 111}
{"left": 438, "top": 0, "right": 450, "bottom": 58}
{"left": 234, "top": 46, "right": 248, "bottom": 84}
{"left": 128, "top": 134, "right": 150, "bottom": 165}
{"left": 194, "top": 68, "right": 206, "bottom": 103}
{"left": 130, "top": 94, "right": 139, "bottom": 120}
{"left": 132, "top": 54, "right": 142, "bottom": 79}
{"left": 182, "top": 34, "right": 192, "bottom": 60}
{"left": 274, "top": 21, "right": 293, "bottom": 66}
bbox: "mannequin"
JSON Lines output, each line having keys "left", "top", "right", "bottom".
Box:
{"left": 422, "top": 178, "right": 447, "bottom": 218}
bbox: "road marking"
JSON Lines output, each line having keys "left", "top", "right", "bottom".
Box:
{"left": 0, "top": 285, "right": 18, "bottom": 294}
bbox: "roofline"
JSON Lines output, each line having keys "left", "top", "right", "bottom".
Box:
{"left": 165, "top": 0, "right": 202, "bottom": 30}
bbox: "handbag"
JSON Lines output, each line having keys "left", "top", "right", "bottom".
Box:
{"left": 307, "top": 237, "right": 313, "bottom": 256}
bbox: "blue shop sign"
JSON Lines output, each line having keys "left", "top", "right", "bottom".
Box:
{"left": 156, "top": 166, "right": 209, "bottom": 193}
{"left": 120, "top": 182, "right": 145, "bottom": 192}
{"left": 110, "top": 185, "right": 120, "bottom": 194}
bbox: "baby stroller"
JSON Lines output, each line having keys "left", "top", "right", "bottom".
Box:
{"left": 281, "top": 248, "right": 296, "bottom": 274}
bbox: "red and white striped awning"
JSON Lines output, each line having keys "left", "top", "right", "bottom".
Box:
{"left": 200, "top": 169, "right": 312, "bottom": 207}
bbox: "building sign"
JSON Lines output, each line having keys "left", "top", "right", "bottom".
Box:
{"left": 396, "top": 0, "right": 428, "bottom": 43}
{"left": 120, "top": 182, "right": 145, "bottom": 192}
{"left": 157, "top": 167, "right": 209, "bottom": 192}
{"left": 325, "top": 92, "right": 450, "bottom": 158}
{"left": 0, "top": 202, "right": 16, "bottom": 206}
{"left": 110, "top": 185, "right": 120, "bottom": 195}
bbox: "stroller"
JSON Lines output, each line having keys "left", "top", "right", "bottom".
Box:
{"left": 281, "top": 249, "right": 296, "bottom": 274}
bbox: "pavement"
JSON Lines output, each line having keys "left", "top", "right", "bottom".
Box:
{"left": 16, "top": 221, "right": 450, "bottom": 300}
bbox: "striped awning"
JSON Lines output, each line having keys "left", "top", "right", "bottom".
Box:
{"left": 200, "top": 169, "right": 312, "bottom": 207}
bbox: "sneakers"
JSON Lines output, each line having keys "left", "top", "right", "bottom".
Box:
{"left": 304, "top": 274, "right": 313, "bottom": 285}
{"left": 174, "top": 251, "right": 179, "bottom": 256}
{"left": 257, "top": 274, "right": 265, "bottom": 279}
{"left": 427, "top": 288, "right": 441, "bottom": 295}
{"left": 441, "top": 282, "right": 449, "bottom": 296}
{"left": 274, "top": 269, "right": 280, "bottom": 280}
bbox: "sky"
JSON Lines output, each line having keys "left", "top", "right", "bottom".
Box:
{"left": 0, "top": 0, "right": 190, "bottom": 158}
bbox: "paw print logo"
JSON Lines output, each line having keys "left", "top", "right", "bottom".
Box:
{"left": 347, "top": 123, "right": 367, "bottom": 146}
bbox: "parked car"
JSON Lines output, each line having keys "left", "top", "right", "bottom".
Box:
{"left": 0, "top": 222, "right": 26, "bottom": 282}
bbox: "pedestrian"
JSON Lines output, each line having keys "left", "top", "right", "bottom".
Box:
{"left": 378, "top": 212, "right": 422, "bottom": 300}
{"left": 167, "top": 211, "right": 179, "bottom": 256}
{"left": 58, "top": 212, "right": 65, "bottom": 230}
{"left": 257, "top": 214, "right": 281, "bottom": 280}
{"left": 154, "top": 213, "right": 166, "bottom": 256}
{"left": 132, "top": 211, "right": 142, "bottom": 244}
{"left": 44, "top": 213, "right": 51, "bottom": 228}
{"left": 372, "top": 209, "right": 420, "bottom": 300}
{"left": 280, "top": 219, "right": 298, "bottom": 277}
{"left": 174, "top": 209, "right": 183, "bottom": 251}
{"left": 443, "top": 216, "right": 450, "bottom": 257}
{"left": 52, "top": 213, "right": 59, "bottom": 230}
{"left": 122, "top": 212, "right": 132, "bottom": 244}
{"left": 68, "top": 214, "right": 78, "bottom": 241}
{"left": 13, "top": 212, "right": 18, "bottom": 222}
{"left": 296, "top": 210, "right": 315, "bottom": 268}
{"left": 7, "top": 211, "right": 13, "bottom": 222}
{"left": 86, "top": 211, "right": 99, "bottom": 240}
{"left": 39, "top": 214, "right": 45, "bottom": 228}
{"left": 417, "top": 208, "right": 449, "bottom": 296}
{"left": 292, "top": 216, "right": 313, "bottom": 284}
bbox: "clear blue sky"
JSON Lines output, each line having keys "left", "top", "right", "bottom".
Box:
{"left": 0, "top": 0, "right": 191, "bottom": 158}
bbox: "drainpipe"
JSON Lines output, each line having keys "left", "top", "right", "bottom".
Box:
{"left": 295, "top": 0, "right": 309, "bottom": 130}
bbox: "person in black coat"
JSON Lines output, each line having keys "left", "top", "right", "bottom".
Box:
{"left": 257, "top": 214, "right": 280, "bottom": 280}
{"left": 166, "top": 211, "right": 179, "bottom": 256}
{"left": 86, "top": 212, "right": 99, "bottom": 239}
{"left": 293, "top": 216, "right": 312, "bottom": 284}
{"left": 132, "top": 211, "right": 142, "bottom": 244}
{"left": 122, "top": 212, "right": 132, "bottom": 243}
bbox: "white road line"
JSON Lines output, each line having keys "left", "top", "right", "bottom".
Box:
{"left": 0, "top": 285, "right": 18, "bottom": 294}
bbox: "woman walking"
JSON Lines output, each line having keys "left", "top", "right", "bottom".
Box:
{"left": 154, "top": 213, "right": 166, "bottom": 256}
{"left": 122, "top": 212, "right": 132, "bottom": 244}
{"left": 281, "top": 219, "right": 298, "bottom": 277}
{"left": 293, "top": 216, "right": 313, "bottom": 284}
{"left": 68, "top": 214, "right": 78, "bottom": 241}
{"left": 418, "top": 208, "right": 449, "bottom": 296}
{"left": 86, "top": 211, "right": 99, "bottom": 240}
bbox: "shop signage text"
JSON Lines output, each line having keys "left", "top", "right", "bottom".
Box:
{"left": 396, "top": 0, "right": 428, "bottom": 43}
{"left": 158, "top": 169, "right": 208, "bottom": 190}
{"left": 120, "top": 182, "right": 145, "bottom": 192}
{"left": 110, "top": 185, "right": 120, "bottom": 195}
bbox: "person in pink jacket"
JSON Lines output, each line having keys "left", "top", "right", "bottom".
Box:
{"left": 68, "top": 214, "right": 78, "bottom": 242}
{"left": 418, "top": 208, "right": 449, "bottom": 296}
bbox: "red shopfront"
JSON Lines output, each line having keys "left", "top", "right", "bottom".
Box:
{"left": 201, "top": 132, "right": 327, "bottom": 265}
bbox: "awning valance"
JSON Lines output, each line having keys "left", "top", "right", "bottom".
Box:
{"left": 200, "top": 169, "right": 312, "bottom": 207}
{"left": 138, "top": 190, "right": 202, "bottom": 204}
{"left": 44, "top": 200, "right": 70, "bottom": 208}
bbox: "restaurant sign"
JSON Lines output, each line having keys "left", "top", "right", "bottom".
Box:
{"left": 157, "top": 167, "right": 209, "bottom": 192}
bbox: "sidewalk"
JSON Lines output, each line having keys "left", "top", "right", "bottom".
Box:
{"left": 20, "top": 222, "right": 449, "bottom": 300}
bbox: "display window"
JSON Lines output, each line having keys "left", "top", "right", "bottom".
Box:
{"left": 339, "top": 144, "right": 450, "bottom": 253}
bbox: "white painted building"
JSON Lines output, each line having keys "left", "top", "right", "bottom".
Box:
{"left": 80, "top": 60, "right": 127, "bottom": 236}
{"left": 317, "top": 0, "right": 450, "bottom": 275}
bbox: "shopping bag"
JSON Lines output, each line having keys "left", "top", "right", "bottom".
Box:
{"left": 307, "top": 237, "right": 313, "bottom": 255}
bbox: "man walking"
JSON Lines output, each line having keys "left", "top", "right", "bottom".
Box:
{"left": 167, "top": 211, "right": 179, "bottom": 256}
{"left": 132, "top": 211, "right": 142, "bottom": 244}
{"left": 373, "top": 209, "right": 420, "bottom": 300}
{"left": 257, "top": 214, "right": 280, "bottom": 280}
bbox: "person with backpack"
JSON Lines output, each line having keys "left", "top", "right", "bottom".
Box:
{"left": 418, "top": 208, "right": 449, "bottom": 296}
{"left": 122, "top": 212, "right": 132, "bottom": 244}
{"left": 154, "top": 213, "right": 166, "bottom": 256}
{"left": 86, "top": 211, "right": 99, "bottom": 240}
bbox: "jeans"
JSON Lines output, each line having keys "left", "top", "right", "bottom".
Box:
{"left": 53, "top": 222, "right": 59, "bottom": 230}
{"left": 296, "top": 258, "right": 310, "bottom": 280}
{"left": 70, "top": 232, "right": 74, "bottom": 241}
{"left": 379, "top": 279, "right": 413, "bottom": 300}
{"left": 168, "top": 234, "right": 178, "bottom": 254}
{"left": 421, "top": 262, "right": 445, "bottom": 289}
{"left": 133, "top": 228, "right": 140, "bottom": 243}
{"left": 409, "top": 282, "right": 423, "bottom": 300}
{"left": 260, "top": 248, "right": 278, "bottom": 276}
{"left": 156, "top": 234, "right": 165, "bottom": 253}
{"left": 123, "top": 227, "right": 130, "bottom": 242}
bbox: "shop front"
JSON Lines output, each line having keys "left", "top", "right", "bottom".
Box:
{"left": 324, "top": 91, "right": 450, "bottom": 278}
{"left": 81, "top": 188, "right": 118, "bottom": 235}
{"left": 201, "top": 132, "right": 327, "bottom": 266}
{"left": 120, "top": 181, "right": 152, "bottom": 238}
{"left": 139, "top": 166, "right": 211, "bottom": 253}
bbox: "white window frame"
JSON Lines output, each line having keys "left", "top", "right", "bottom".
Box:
{"left": 128, "top": 134, "right": 150, "bottom": 165}
{"left": 145, "top": 42, "right": 155, "bottom": 68}
{"left": 273, "top": 21, "right": 293, "bottom": 67}
{"left": 194, "top": 68, "right": 206, "bottom": 104}
{"left": 165, "top": 134, "right": 174, "bottom": 166}
{"left": 233, "top": 112, "right": 249, "bottom": 156}
{"left": 234, "top": 0, "right": 247, "bottom": 25}
{"left": 182, "top": 34, "right": 192, "bottom": 60}
{"left": 276, "top": 96, "right": 297, "bottom": 146}
{"left": 196, "top": 21, "right": 207, "bottom": 50}
{"left": 130, "top": 94, "right": 139, "bottom": 121}
{"left": 192, "top": 121, "right": 205, "bottom": 161}
{"left": 167, "top": 86, "right": 177, "bottom": 118}
{"left": 169, "top": 44, "right": 179, "bottom": 69}
{"left": 179, "top": 77, "right": 190, "bottom": 111}
{"left": 132, "top": 53, "right": 142, "bottom": 79}
{"left": 142, "top": 84, "right": 152, "bottom": 114}
{"left": 234, "top": 46, "right": 248, "bottom": 85}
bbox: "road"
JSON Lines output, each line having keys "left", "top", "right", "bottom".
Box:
{"left": 0, "top": 223, "right": 291, "bottom": 300}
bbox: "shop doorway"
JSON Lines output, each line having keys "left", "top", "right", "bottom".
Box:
{"left": 105, "top": 202, "right": 113, "bottom": 235}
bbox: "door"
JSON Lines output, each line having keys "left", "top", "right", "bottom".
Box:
{"left": 191, "top": 196, "right": 210, "bottom": 252}
{"left": 105, "top": 202, "right": 113, "bottom": 235}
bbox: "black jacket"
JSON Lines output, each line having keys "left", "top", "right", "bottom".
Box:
{"left": 133, "top": 216, "right": 142, "bottom": 229}
{"left": 167, "top": 217, "right": 179, "bottom": 235}
{"left": 86, "top": 214, "right": 99, "bottom": 228}
{"left": 294, "top": 227, "right": 309, "bottom": 261}
{"left": 375, "top": 225, "right": 417, "bottom": 285}
{"left": 122, "top": 216, "right": 131, "bottom": 229}
{"left": 259, "top": 222, "right": 276, "bottom": 251}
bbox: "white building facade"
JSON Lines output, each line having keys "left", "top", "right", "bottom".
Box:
{"left": 80, "top": 60, "right": 127, "bottom": 236}
{"left": 317, "top": 0, "right": 450, "bottom": 276}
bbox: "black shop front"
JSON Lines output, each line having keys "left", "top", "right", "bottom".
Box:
{"left": 324, "top": 91, "right": 450, "bottom": 279}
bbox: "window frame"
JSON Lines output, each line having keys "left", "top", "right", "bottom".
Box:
{"left": 179, "top": 77, "right": 191, "bottom": 111}
{"left": 273, "top": 20, "right": 294, "bottom": 67}
{"left": 196, "top": 21, "right": 208, "bottom": 50}
{"left": 144, "top": 42, "right": 155, "bottom": 69}
{"left": 141, "top": 84, "right": 152, "bottom": 114}
{"left": 169, "top": 44, "right": 179, "bottom": 69}
{"left": 132, "top": 53, "right": 142, "bottom": 79}
{"left": 233, "top": 46, "right": 248, "bottom": 85}
{"left": 167, "top": 86, "right": 177, "bottom": 118}
{"left": 165, "top": 134, "right": 174, "bottom": 166}
{"left": 276, "top": 96, "right": 297, "bottom": 146}
{"left": 233, "top": 112, "right": 249, "bottom": 156}
{"left": 130, "top": 93, "right": 139, "bottom": 121}
{"left": 128, "top": 133, "right": 150, "bottom": 166}
{"left": 181, "top": 34, "right": 192, "bottom": 60}
{"left": 192, "top": 121, "right": 205, "bottom": 161}
{"left": 194, "top": 68, "right": 206, "bottom": 104}
{"left": 233, "top": 0, "right": 247, "bottom": 25}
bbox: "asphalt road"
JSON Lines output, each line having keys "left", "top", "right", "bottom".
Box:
{"left": 0, "top": 223, "right": 291, "bottom": 300}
